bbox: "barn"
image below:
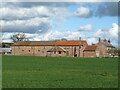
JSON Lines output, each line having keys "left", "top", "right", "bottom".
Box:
{"left": 11, "top": 40, "right": 88, "bottom": 57}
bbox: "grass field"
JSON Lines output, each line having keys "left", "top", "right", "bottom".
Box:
{"left": 2, "top": 55, "right": 118, "bottom": 88}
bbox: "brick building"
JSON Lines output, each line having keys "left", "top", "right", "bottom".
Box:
{"left": 83, "top": 38, "right": 115, "bottom": 57}
{"left": 11, "top": 40, "right": 88, "bottom": 57}
{"left": 11, "top": 38, "right": 115, "bottom": 57}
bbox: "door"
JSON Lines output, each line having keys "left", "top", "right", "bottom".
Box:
{"left": 66, "top": 51, "right": 69, "bottom": 56}
{"left": 96, "top": 51, "right": 100, "bottom": 57}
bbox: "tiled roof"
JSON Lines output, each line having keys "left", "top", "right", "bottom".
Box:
{"left": 84, "top": 45, "right": 97, "bottom": 51}
{"left": 13, "top": 40, "right": 87, "bottom": 46}
{"left": 13, "top": 41, "right": 56, "bottom": 46}
{"left": 47, "top": 46, "right": 66, "bottom": 52}
{"left": 55, "top": 40, "right": 87, "bottom": 46}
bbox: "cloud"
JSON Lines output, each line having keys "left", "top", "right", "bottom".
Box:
{"left": 0, "top": 6, "right": 52, "bottom": 20}
{"left": 94, "top": 29, "right": 104, "bottom": 37}
{"left": 1, "top": 17, "right": 51, "bottom": 33}
{"left": 94, "top": 23, "right": 119, "bottom": 40}
{"left": 78, "top": 24, "right": 94, "bottom": 31}
{"left": 1, "top": 4, "right": 72, "bottom": 33}
{"left": 74, "top": 7, "right": 92, "bottom": 18}
{"left": 109, "top": 23, "right": 119, "bottom": 39}
{"left": 94, "top": 2, "right": 118, "bottom": 17}
{"left": 30, "top": 30, "right": 85, "bottom": 41}
{"left": 2, "top": 30, "right": 85, "bottom": 42}
{"left": 93, "top": 23, "right": 119, "bottom": 47}
{"left": 87, "top": 37, "right": 97, "bottom": 44}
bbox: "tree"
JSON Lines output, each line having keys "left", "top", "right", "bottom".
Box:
{"left": 10, "top": 33, "right": 29, "bottom": 43}
{"left": 61, "top": 38, "right": 67, "bottom": 41}
{"left": 107, "top": 48, "right": 119, "bottom": 57}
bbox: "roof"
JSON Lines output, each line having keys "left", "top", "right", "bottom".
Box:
{"left": 13, "top": 41, "right": 56, "bottom": 46}
{"left": 2, "top": 42, "right": 14, "bottom": 48}
{"left": 101, "top": 42, "right": 114, "bottom": 47}
{"left": 55, "top": 40, "right": 87, "bottom": 46}
{"left": 84, "top": 45, "right": 97, "bottom": 51}
{"left": 13, "top": 40, "right": 87, "bottom": 46}
{"left": 47, "top": 46, "right": 66, "bottom": 52}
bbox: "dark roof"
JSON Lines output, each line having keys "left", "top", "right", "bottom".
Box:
{"left": 13, "top": 40, "right": 87, "bottom": 46}
{"left": 84, "top": 45, "right": 97, "bottom": 51}
{"left": 13, "top": 41, "right": 56, "bottom": 46}
{"left": 47, "top": 46, "right": 66, "bottom": 52}
{"left": 2, "top": 42, "right": 14, "bottom": 48}
{"left": 101, "top": 42, "right": 114, "bottom": 47}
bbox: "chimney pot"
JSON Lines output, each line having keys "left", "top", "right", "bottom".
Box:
{"left": 98, "top": 37, "right": 101, "bottom": 42}
{"left": 104, "top": 38, "right": 107, "bottom": 42}
{"left": 108, "top": 39, "right": 110, "bottom": 43}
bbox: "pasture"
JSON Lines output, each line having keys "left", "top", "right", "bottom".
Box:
{"left": 2, "top": 55, "right": 118, "bottom": 88}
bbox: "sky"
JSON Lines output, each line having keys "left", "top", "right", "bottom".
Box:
{"left": 1, "top": 0, "right": 119, "bottom": 48}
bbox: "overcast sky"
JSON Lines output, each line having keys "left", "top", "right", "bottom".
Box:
{"left": 1, "top": 0, "right": 119, "bottom": 48}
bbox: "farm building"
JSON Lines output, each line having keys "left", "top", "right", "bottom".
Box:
{"left": 11, "top": 38, "right": 116, "bottom": 57}
{"left": 11, "top": 40, "right": 88, "bottom": 57}
{"left": 0, "top": 42, "right": 13, "bottom": 55}
{"left": 83, "top": 38, "right": 116, "bottom": 57}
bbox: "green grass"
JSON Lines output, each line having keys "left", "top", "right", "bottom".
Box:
{"left": 2, "top": 55, "right": 118, "bottom": 88}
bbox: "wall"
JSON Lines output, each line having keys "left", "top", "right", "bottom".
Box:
{"left": 96, "top": 42, "right": 107, "bottom": 57}
{"left": 11, "top": 44, "right": 87, "bottom": 57}
{"left": 83, "top": 51, "right": 96, "bottom": 57}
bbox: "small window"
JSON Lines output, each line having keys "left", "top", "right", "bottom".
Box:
{"left": 22, "top": 50, "right": 24, "bottom": 51}
{"left": 28, "top": 50, "right": 30, "bottom": 52}
{"left": 58, "top": 51, "right": 62, "bottom": 54}
{"left": 47, "top": 52, "right": 51, "bottom": 54}
{"left": 38, "top": 50, "right": 40, "bottom": 52}
{"left": 53, "top": 51, "right": 56, "bottom": 54}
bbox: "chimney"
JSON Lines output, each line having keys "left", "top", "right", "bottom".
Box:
{"left": 104, "top": 38, "right": 107, "bottom": 42}
{"left": 108, "top": 39, "right": 110, "bottom": 43}
{"left": 79, "top": 37, "right": 81, "bottom": 40}
{"left": 98, "top": 37, "right": 101, "bottom": 42}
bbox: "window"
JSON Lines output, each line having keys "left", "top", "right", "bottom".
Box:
{"left": 53, "top": 51, "right": 56, "bottom": 54}
{"left": 47, "top": 52, "right": 51, "bottom": 54}
{"left": 22, "top": 50, "right": 24, "bottom": 51}
{"left": 38, "top": 50, "right": 40, "bottom": 52}
{"left": 28, "top": 50, "right": 30, "bottom": 52}
{"left": 58, "top": 51, "right": 62, "bottom": 54}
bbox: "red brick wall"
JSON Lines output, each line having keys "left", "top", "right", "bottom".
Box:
{"left": 83, "top": 51, "right": 96, "bottom": 57}
{"left": 96, "top": 42, "right": 107, "bottom": 57}
{"left": 11, "top": 43, "right": 87, "bottom": 57}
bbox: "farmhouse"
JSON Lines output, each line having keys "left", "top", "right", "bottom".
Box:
{"left": 11, "top": 38, "right": 115, "bottom": 57}
{"left": 83, "top": 38, "right": 115, "bottom": 57}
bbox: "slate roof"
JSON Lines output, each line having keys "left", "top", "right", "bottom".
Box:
{"left": 84, "top": 45, "right": 97, "bottom": 51}
{"left": 13, "top": 40, "right": 87, "bottom": 46}
{"left": 101, "top": 42, "right": 114, "bottom": 47}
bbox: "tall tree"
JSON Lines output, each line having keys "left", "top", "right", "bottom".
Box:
{"left": 10, "top": 33, "right": 29, "bottom": 43}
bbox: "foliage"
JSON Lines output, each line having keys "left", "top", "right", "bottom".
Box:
{"left": 107, "top": 48, "right": 119, "bottom": 57}
{"left": 3, "top": 56, "right": 118, "bottom": 88}
{"left": 10, "top": 33, "right": 29, "bottom": 43}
